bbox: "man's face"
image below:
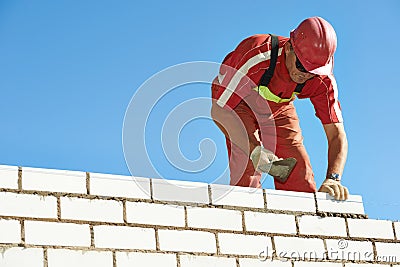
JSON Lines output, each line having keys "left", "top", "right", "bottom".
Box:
{"left": 284, "top": 42, "right": 316, "bottom": 84}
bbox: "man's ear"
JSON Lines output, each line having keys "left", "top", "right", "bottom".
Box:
{"left": 284, "top": 42, "right": 291, "bottom": 55}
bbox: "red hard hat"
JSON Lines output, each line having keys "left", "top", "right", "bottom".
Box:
{"left": 290, "top": 17, "right": 337, "bottom": 75}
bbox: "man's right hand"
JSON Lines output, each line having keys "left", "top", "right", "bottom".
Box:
{"left": 250, "top": 146, "right": 280, "bottom": 173}
{"left": 250, "top": 146, "right": 297, "bottom": 182}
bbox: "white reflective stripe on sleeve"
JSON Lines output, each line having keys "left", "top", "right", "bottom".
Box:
{"left": 328, "top": 74, "right": 343, "bottom": 122}
{"left": 216, "top": 48, "right": 283, "bottom": 107}
{"left": 217, "top": 72, "right": 226, "bottom": 84}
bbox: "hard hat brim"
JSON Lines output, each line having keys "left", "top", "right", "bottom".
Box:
{"left": 307, "top": 57, "right": 334, "bottom": 76}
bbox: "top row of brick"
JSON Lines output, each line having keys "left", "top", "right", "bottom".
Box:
{"left": 0, "top": 165, "right": 365, "bottom": 215}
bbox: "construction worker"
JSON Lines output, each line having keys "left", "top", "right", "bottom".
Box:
{"left": 211, "top": 17, "right": 349, "bottom": 200}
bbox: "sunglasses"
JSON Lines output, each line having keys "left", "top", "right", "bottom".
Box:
{"left": 295, "top": 56, "right": 308, "bottom": 73}
{"left": 290, "top": 42, "right": 309, "bottom": 73}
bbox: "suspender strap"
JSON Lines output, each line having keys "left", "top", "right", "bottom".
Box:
{"left": 294, "top": 82, "right": 305, "bottom": 93}
{"left": 258, "top": 34, "right": 306, "bottom": 95}
{"left": 258, "top": 34, "right": 279, "bottom": 87}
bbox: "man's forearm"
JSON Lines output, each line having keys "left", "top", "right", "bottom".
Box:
{"left": 323, "top": 123, "right": 348, "bottom": 176}
{"left": 326, "top": 135, "right": 348, "bottom": 176}
{"left": 320, "top": 123, "right": 349, "bottom": 200}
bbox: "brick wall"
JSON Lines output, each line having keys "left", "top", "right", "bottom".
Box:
{"left": 0, "top": 164, "right": 399, "bottom": 267}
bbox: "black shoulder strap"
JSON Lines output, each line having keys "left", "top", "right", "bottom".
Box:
{"left": 258, "top": 34, "right": 279, "bottom": 87}
{"left": 258, "top": 34, "right": 306, "bottom": 94}
{"left": 294, "top": 82, "right": 305, "bottom": 93}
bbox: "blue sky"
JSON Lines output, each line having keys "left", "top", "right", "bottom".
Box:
{"left": 1, "top": 0, "right": 399, "bottom": 220}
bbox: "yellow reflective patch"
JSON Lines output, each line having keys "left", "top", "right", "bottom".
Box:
{"left": 254, "top": 86, "right": 297, "bottom": 103}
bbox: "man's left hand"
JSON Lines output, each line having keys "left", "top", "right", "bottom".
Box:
{"left": 318, "top": 179, "right": 349, "bottom": 201}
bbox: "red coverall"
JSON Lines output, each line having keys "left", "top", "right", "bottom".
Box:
{"left": 211, "top": 34, "right": 343, "bottom": 192}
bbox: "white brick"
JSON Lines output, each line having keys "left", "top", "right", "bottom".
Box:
{"left": 0, "top": 247, "right": 43, "bottom": 267}
{"left": 274, "top": 236, "right": 325, "bottom": 260}
{"left": 345, "top": 263, "right": 390, "bottom": 267}
{"left": 187, "top": 207, "right": 242, "bottom": 231}
{"left": 22, "top": 167, "right": 86, "bottom": 193}
{"left": 325, "top": 239, "right": 374, "bottom": 261}
{"left": 60, "top": 197, "right": 123, "bottom": 223}
{"left": 0, "top": 165, "right": 18, "bottom": 189}
{"left": 244, "top": 211, "right": 296, "bottom": 234}
{"left": 218, "top": 233, "right": 272, "bottom": 256}
{"left": 294, "top": 262, "right": 342, "bottom": 267}
{"left": 395, "top": 222, "right": 400, "bottom": 239}
{"left": 158, "top": 229, "right": 216, "bottom": 253}
{"left": 0, "top": 192, "right": 57, "bottom": 218}
{"left": 90, "top": 173, "right": 151, "bottom": 199}
{"left": 239, "top": 258, "right": 292, "bottom": 267}
{"left": 298, "top": 215, "right": 347, "bottom": 237}
{"left": 94, "top": 225, "right": 155, "bottom": 249}
{"left": 25, "top": 221, "right": 90, "bottom": 247}
{"left": 348, "top": 218, "right": 394, "bottom": 239}
{"left": 375, "top": 242, "right": 400, "bottom": 263}
{"left": 210, "top": 184, "right": 264, "bottom": 208}
{"left": 152, "top": 178, "right": 209, "bottom": 204}
{"left": 180, "top": 255, "right": 236, "bottom": 267}
{"left": 0, "top": 219, "right": 20, "bottom": 244}
{"left": 116, "top": 252, "right": 177, "bottom": 267}
{"left": 316, "top": 192, "right": 365, "bottom": 214}
{"left": 265, "top": 189, "right": 316, "bottom": 212}
{"left": 126, "top": 201, "right": 185, "bottom": 227}
{"left": 47, "top": 249, "right": 113, "bottom": 267}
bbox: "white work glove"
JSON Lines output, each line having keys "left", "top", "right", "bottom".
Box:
{"left": 318, "top": 179, "right": 349, "bottom": 201}
{"left": 250, "top": 146, "right": 297, "bottom": 182}
{"left": 250, "top": 146, "right": 280, "bottom": 173}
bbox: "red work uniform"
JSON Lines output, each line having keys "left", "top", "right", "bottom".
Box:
{"left": 211, "top": 34, "right": 343, "bottom": 192}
